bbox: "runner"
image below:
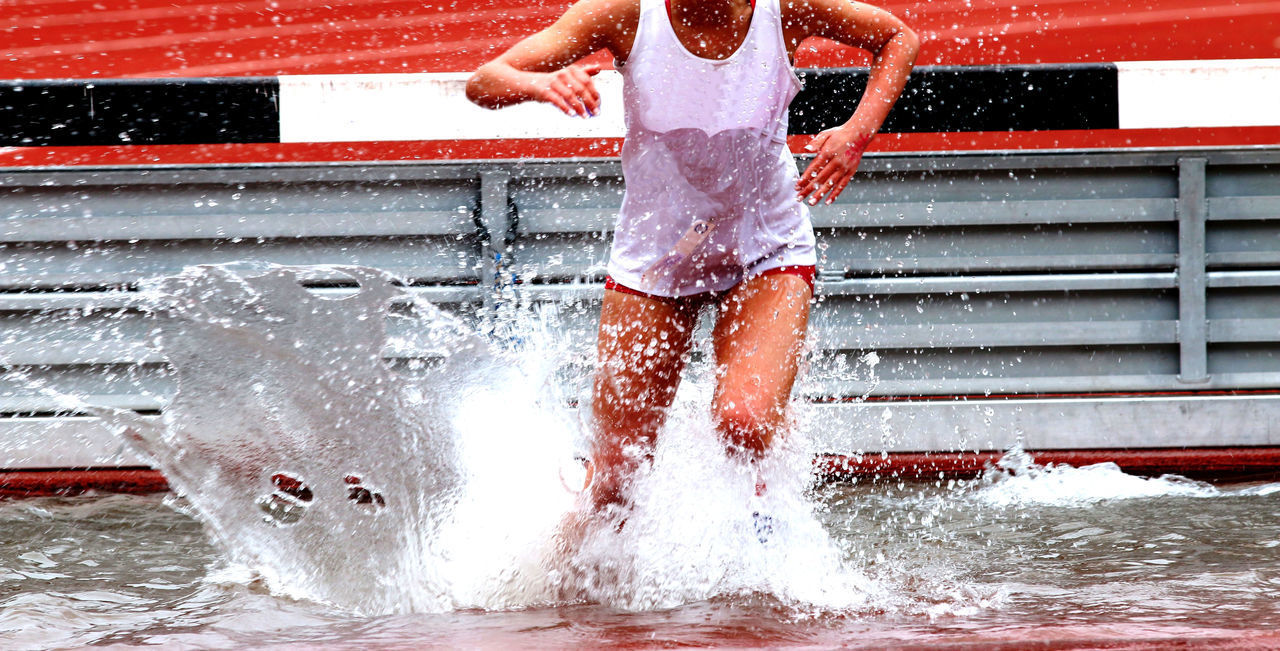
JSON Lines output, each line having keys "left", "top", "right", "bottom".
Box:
{"left": 467, "top": 0, "right": 918, "bottom": 517}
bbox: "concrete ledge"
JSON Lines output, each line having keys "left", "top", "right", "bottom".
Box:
{"left": 5, "top": 394, "right": 1280, "bottom": 470}
{"left": 806, "top": 394, "right": 1280, "bottom": 453}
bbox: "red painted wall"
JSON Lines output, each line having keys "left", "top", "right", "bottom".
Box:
{"left": 3, "top": 0, "right": 1278, "bottom": 165}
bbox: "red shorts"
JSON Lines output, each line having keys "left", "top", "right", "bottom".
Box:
{"left": 603, "top": 265, "right": 816, "bottom": 311}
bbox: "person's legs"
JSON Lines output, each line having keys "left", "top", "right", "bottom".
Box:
{"left": 589, "top": 286, "right": 699, "bottom": 511}
{"left": 710, "top": 271, "right": 813, "bottom": 461}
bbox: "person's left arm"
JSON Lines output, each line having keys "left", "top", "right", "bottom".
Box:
{"left": 787, "top": 0, "right": 919, "bottom": 205}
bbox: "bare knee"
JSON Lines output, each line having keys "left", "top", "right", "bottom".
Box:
{"left": 713, "top": 395, "right": 781, "bottom": 459}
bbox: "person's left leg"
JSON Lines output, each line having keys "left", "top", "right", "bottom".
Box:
{"left": 710, "top": 271, "right": 813, "bottom": 460}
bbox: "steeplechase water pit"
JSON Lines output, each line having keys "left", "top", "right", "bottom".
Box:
{"left": 2, "top": 150, "right": 1280, "bottom": 648}
{"left": 5, "top": 0, "right": 1280, "bottom": 647}
{"left": 1, "top": 259, "right": 1279, "bottom": 649}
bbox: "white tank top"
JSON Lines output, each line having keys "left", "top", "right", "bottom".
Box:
{"left": 606, "top": 0, "right": 817, "bottom": 297}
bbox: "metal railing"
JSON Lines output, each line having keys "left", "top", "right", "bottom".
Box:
{"left": 1, "top": 148, "right": 1278, "bottom": 460}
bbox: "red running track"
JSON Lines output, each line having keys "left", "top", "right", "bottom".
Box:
{"left": 4, "top": 0, "right": 1279, "bottom": 78}
{"left": 2, "top": 0, "right": 1279, "bottom": 165}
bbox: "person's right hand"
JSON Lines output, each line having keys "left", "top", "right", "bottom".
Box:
{"left": 533, "top": 63, "right": 603, "bottom": 117}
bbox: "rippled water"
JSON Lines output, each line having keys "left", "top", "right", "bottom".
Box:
{"left": 6, "top": 265, "right": 1280, "bottom": 648}
{"left": 4, "top": 461, "right": 1280, "bottom": 649}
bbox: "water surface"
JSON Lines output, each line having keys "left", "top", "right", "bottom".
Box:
{"left": 3, "top": 461, "right": 1279, "bottom": 649}
{"left": 6, "top": 265, "right": 1280, "bottom": 648}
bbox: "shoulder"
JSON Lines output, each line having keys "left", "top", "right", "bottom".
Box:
{"left": 781, "top": 0, "right": 893, "bottom": 27}
{"left": 779, "top": 0, "right": 832, "bottom": 26}
{"left": 557, "top": 0, "right": 643, "bottom": 55}
{"left": 561, "top": 0, "right": 642, "bottom": 33}
{"left": 780, "top": 0, "right": 907, "bottom": 43}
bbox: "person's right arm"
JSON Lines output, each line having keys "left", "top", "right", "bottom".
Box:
{"left": 466, "top": 0, "right": 628, "bottom": 117}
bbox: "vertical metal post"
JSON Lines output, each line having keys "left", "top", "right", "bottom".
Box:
{"left": 477, "top": 169, "right": 512, "bottom": 312}
{"left": 1176, "top": 157, "right": 1209, "bottom": 383}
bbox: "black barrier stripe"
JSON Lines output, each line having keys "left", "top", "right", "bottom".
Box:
{"left": 0, "top": 64, "right": 1120, "bottom": 147}
{"left": 789, "top": 64, "right": 1120, "bottom": 134}
{"left": 0, "top": 78, "right": 279, "bottom": 146}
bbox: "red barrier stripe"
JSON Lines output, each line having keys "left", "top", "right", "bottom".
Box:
{"left": 5, "top": 449, "right": 1278, "bottom": 497}
{"left": 0, "top": 468, "right": 168, "bottom": 498}
{"left": 817, "top": 448, "right": 1280, "bottom": 482}
{"left": 4, "top": 126, "right": 1279, "bottom": 168}
{"left": 821, "top": 388, "right": 1280, "bottom": 403}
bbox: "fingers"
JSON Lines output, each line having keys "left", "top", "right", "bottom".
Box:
{"left": 542, "top": 82, "right": 577, "bottom": 116}
{"left": 545, "top": 65, "right": 602, "bottom": 117}
{"left": 796, "top": 151, "right": 836, "bottom": 201}
{"left": 818, "top": 137, "right": 869, "bottom": 203}
{"left": 798, "top": 151, "right": 858, "bottom": 205}
{"left": 814, "top": 166, "right": 853, "bottom": 205}
{"left": 796, "top": 131, "right": 873, "bottom": 204}
{"left": 799, "top": 159, "right": 843, "bottom": 205}
{"left": 825, "top": 171, "right": 856, "bottom": 204}
{"left": 795, "top": 148, "right": 831, "bottom": 193}
{"left": 802, "top": 132, "right": 830, "bottom": 154}
{"left": 568, "top": 66, "right": 602, "bottom": 113}
{"left": 794, "top": 131, "right": 834, "bottom": 196}
{"left": 548, "top": 78, "right": 585, "bottom": 116}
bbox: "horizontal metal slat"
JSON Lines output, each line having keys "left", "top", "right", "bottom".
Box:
{"left": 1207, "top": 252, "right": 1280, "bottom": 267}
{"left": 0, "top": 342, "right": 159, "bottom": 366}
{"left": 0, "top": 285, "right": 484, "bottom": 312}
{"left": 805, "top": 395, "right": 1280, "bottom": 453}
{"left": 447, "top": 273, "right": 1182, "bottom": 302}
{"left": 1209, "top": 318, "right": 1280, "bottom": 343}
{"left": 517, "top": 208, "right": 615, "bottom": 234}
{"left": 0, "top": 416, "right": 152, "bottom": 468}
{"left": 519, "top": 199, "right": 1179, "bottom": 234}
{"left": 513, "top": 284, "right": 605, "bottom": 303}
{"left": 812, "top": 198, "right": 1175, "bottom": 228}
{"left": 0, "top": 240, "right": 478, "bottom": 289}
{"left": 0, "top": 394, "right": 165, "bottom": 413}
{"left": 0, "top": 336, "right": 490, "bottom": 366}
{"left": 0, "top": 210, "right": 476, "bottom": 242}
{"left": 820, "top": 272, "right": 1177, "bottom": 295}
{"left": 814, "top": 320, "right": 1178, "bottom": 349}
{"left": 451, "top": 274, "right": 1185, "bottom": 303}
{"left": 838, "top": 253, "right": 1177, "bottom": 274}
{"left": 1207, "top": 195, "right": 1280, "bottom": 220}
{"left": 801, "top": 371, "right": 1280, "bottom": 398}
{"left": 0, "top": 164, "right": 484, "bottom": 188}
{"left": 12, "top": 317, "right": 1177, "bottom": 366}
{"left": 1208, "top": 270, "right": 1280, "bottom": 288}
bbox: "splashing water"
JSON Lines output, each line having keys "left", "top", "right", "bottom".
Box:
{"left": 965, "top": 446, "right": 1265, "bottom": 508}
{"left": 70, "top": 264, "right": 873, "bottom": 616}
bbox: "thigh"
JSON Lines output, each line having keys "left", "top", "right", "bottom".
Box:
{"left": 711, "top": 273, "right": 813, "bottom": 427}
{"left": 592, "top": 288, "right": 698, "bottom": 453}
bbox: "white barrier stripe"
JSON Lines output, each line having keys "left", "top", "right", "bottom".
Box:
{"left": 1116, "top": 59, "right": 1280, "bottom": 129}
{"left": 278, "top": 72, "right": 626, "bottom": 143}
{"left": 279, "top": 59, "right": 1280, "bottom": 143}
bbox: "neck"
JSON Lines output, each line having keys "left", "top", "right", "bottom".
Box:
{"left": 668, "top": 0, "right": 749, "bottom": 28}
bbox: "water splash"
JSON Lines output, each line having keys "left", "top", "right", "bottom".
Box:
{"left": 97, "top": 264, "right": 514, "bottom": 614}
{"left": 67, "top": 264, "right": 873, "bottom": 616}
{"left": 969, "top": 447, "right": 1224, "bottom": 507}
{"left": 555, "top": 388, "right": 877, "bottom": 611}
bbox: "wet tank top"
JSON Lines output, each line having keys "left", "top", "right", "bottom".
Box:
{"left": 607, "top": 0, "right": 817, "bottom": 297}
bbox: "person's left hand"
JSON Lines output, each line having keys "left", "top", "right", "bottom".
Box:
{"left": 795, "top": 125, "right": 875, "bottom": 205}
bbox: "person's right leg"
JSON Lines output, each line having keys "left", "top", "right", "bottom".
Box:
{"left": 589, "top": 287, "right": 698, "bottom": 511}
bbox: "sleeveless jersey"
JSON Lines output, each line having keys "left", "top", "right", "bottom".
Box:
{"left": 606, "top": 0, "right": 817, "bottom": 297}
